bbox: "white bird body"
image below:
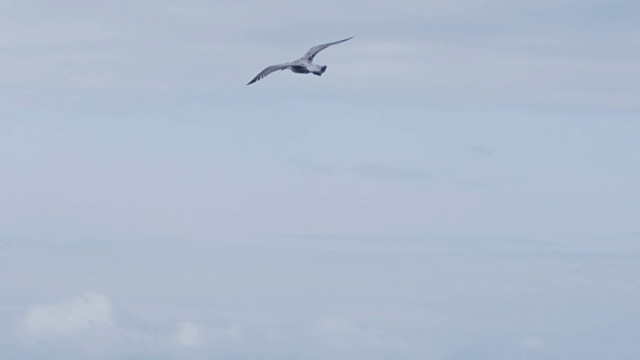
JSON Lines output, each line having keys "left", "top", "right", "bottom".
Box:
{"left": 247, "top": 37, "right": 353, "bottom": 85}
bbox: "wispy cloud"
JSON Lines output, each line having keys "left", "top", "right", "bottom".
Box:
{"left": 21, "top": 293, "right": 113, "bottom": 338}
{"left": 2, "top": 1, "right": 638, "bottom": 107}
{"left": 293, "top": 159, "right": 434, "bottom": 183}
{"left": 12, "top": 292, "right": 245, "bottom": 358}
{"left": 454, "top": 179, "right": 490, "bottom": 189}
{"left": 349, "top": 163, "right": 433, "bottom": 182}
{"left": 11, "top": 292, "right": 407, "bottom": 359}
{"left": 520, "top": 336, "right": 545, "bottom": 350}
{"left": 466, "top": 145, "right": 494, "bottom": 157}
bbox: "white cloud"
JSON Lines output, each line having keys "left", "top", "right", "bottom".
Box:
{"left": 23, "top": 292, "right": 113, "bottom": 338}
{"left": 175, "top": 321, "right": 200, "bottom": 347}
{"left": 305, "top": 316, "right": 409, "bottom": 353}
{"left": 214, "top": 323, "right": 244, "bottom": 343}
{"left": 11, "top": 292, "right": 256, "bottom": 358}
{"left": 11, "top": 293, "right": 410, "bottom": 359}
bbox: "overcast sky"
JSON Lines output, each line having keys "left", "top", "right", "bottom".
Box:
{"left": 1, "top": 0, "right": 639, "bottom": 359}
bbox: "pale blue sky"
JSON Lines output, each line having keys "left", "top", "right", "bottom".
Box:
{"left": 1, "top": 1, "right": 639, "bottom": 359}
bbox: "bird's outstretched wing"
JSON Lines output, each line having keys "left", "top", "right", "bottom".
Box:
{"left": 247, "top": 63, "right": 291, "bottom": 85}
{"left": 302, "top": 37, "right": 353, "bottom": 62}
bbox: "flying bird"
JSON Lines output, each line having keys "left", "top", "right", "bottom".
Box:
{"left": 247, "top": 37, "right": 353, "bottom": 85}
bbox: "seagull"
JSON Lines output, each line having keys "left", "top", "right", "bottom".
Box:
{"left": 247, "top": 37, "right": 353, "bottom": 85}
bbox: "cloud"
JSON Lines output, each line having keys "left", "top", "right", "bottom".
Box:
{"left": 304, "top": 316, "right": 408, "bottom": 353}
{"left": 467, "top": 145, "right": 494, "bottom": 157}
{"left": 293, "top": 159, "right": 433, "bottom": 183}
{"left": 290, "top": 158, "right": 339, "bottom": 174}
{"left": 175, "top": 322, "right": 200, "bottom": 347}
{"left": 14, "top": 293, "right": 186, "bottom": 357}
{"left": 173, "top": 321, "right": 244, "bottom": 349}
{"left": 455, "top": 179, "right": 489, "bottom": 189}
{"left": 349, "top": 163, "right": 433, "bottom": 182}
{"left": 22, "top": 292, "right": 113, "bottom": 338}
{"left": 2, "top": 0, "right": 638, "bottom": 108}
{"left": 521, "top": 337, "right": 545, "bottom": 350}
{"left": 10, "top": 292, "right": 410, "bottom": 359}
